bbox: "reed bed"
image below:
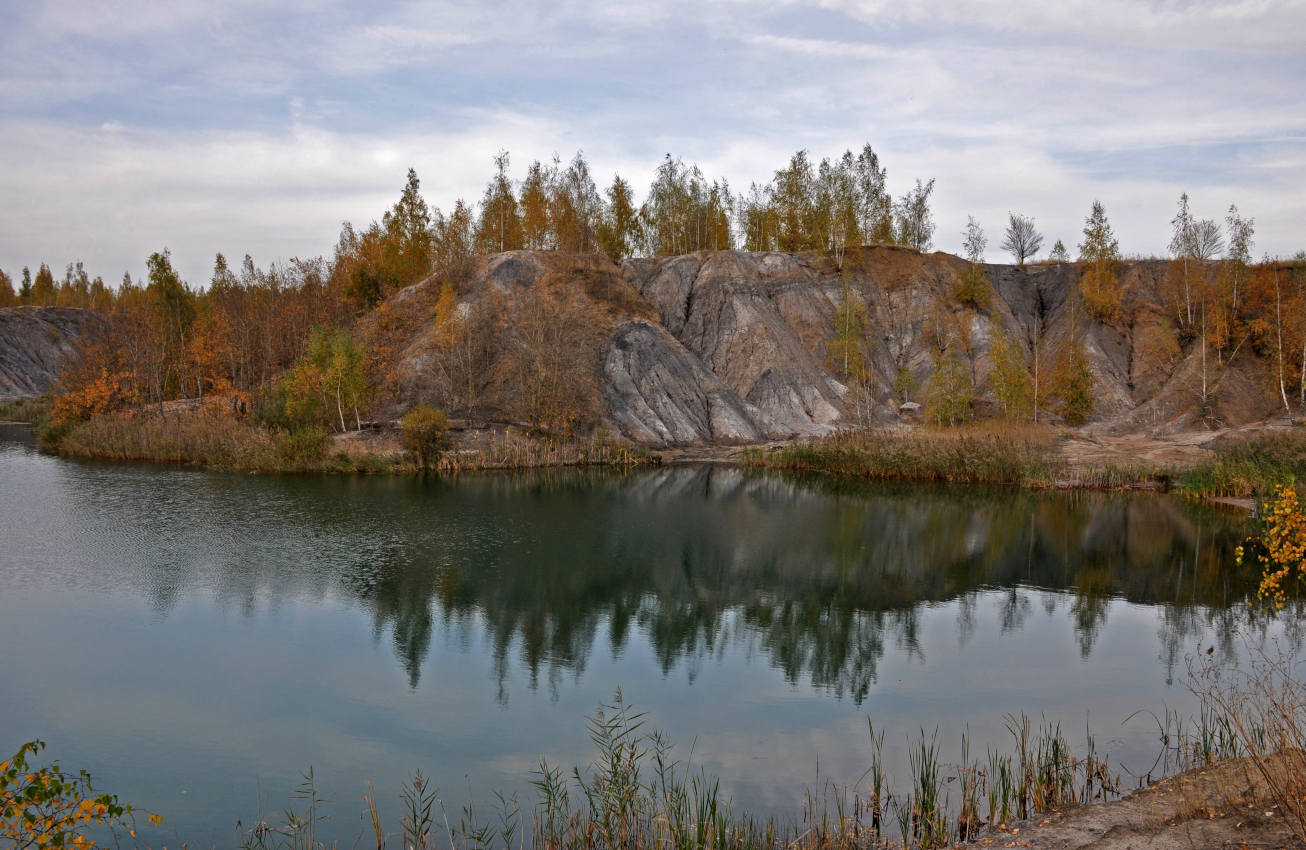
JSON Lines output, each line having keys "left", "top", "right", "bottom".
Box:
{"left": 1179, "top": 430, "right": 1306, "bottom": 499}
{"left": 0, "top": 396, "right": 50, "bottom": 423}
{"left": 437, "top": 430, "right": 648, "bottom": 473}
{"left": 48, "top": 410, "right": 649, "bottom": 475}
{"left": 742, "top": 425, "right": 1063, "bottom": 486}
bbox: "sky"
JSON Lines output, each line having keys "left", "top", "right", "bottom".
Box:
{"left": 1, "top": 0, "right": 1304, "bottom": 287}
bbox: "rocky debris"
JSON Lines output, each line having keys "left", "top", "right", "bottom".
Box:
{"left": 0, "top": 306, "right": 107, "bottom": 399}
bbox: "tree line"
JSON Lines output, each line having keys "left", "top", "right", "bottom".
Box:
{"left": 4, "top": 146, "right": 1303, "bottom": 434}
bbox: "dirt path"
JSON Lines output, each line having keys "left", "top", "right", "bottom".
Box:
{"left": 964, "top": 757, "right": 1300, "bottom": 849}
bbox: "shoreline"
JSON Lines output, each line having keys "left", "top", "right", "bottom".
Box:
{"left": 4, "top": 407, "right": 1301, "bottom": 502}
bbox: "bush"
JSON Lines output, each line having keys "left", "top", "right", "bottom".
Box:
{"left": 401, "top": 404, "right": 450, "bottom": 469}
{"left": 276, "top": 426, "right": 330, "bottom": 466}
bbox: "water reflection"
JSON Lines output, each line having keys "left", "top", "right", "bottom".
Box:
{"left": 5, "top": 438, "right": 1264, "bottom": 703}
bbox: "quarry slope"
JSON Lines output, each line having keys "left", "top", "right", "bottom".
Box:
{"left": 0, "top": 306, "right": 108, "bottom": 401}
{"left": 378, "top": 247, "right": 1283, "bottom": 445}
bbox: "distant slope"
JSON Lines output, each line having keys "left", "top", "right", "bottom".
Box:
{"left": 0, "top": 306, "right": 107, "bottom": 399}
{"left": 369, "top": 247, "right": 1287, "bottom": 446}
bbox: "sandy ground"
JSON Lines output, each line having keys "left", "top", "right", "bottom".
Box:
{"left": 962, "top": 756, "right": 1301, "bottom": 849}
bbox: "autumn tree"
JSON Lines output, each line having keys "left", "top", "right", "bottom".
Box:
{"left": 433, "top": 199, "right": 476, "bottom": 284}
{"left": 0, "top": 269, "right": 14, "bottom": 307}
{"left": 1001, "top": 213, "right": 1044, "bottom": 267}
{"left": 854, "top": 143, "right": 895, "bottom": 245}
{"left": 551, "top": 151, "right": 602, "bottom": 254}
{"left": 283, "top": 326, "right": 369, "bottom": 432}
{"left": 1049, "top": 240, "right": 1069, "bottom": 263}
{"left": 18, "top": 267, "right": 32, "bottom": 303}
{"left": 894, "top": 178, "right": 936, "bottom": 251}
{"left": 1078, "top": 200, "right": 1122, "bottom": 324}
{"left": 518, "top": 159, "right": 553, "bottom": 250}
{"left": 1049, "top": 336, "right": 1094, "bottom": 425}
{"left": 988, "top": 326, "right": 1033, "bottom": 419}
{"left": 475, "top": 150, "right": 524, "bottom": 254}
{"left": 506, "top": 285, "right": 603, "bottom": 434}
{"left": 383, "top": 168, "right": 435, "bottom": 287}
{"left": 1167, "top": 193, "right": 1224, "bottom": 411}
{"left": 640, "top": 156, "right": 731, "bottom": 255}
{"left": 31, "top": 263, "right": 56, "bottom": 306}
{"left": 953, "top": 216, "right": 991, "bottom": 309}
{"left": 771, "top": 150, "right": 817, "bottom": 252}
{"left": 597, "top": 174, "right": 640, "bottom": 260}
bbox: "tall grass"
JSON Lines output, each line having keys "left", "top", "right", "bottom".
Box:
{"left": 241, "top": 696, "right": 1276, "bottom": 850}
{"left": 47, "top": 410, "right": 649, "bottom": 475}
{"left": 0, "top": 395, "right": 50, "bottom": 423}
{"left": 1192, "top": 642, "right": 1306, "bottom": 843}
{"left": 743, "top": 424, "right": 1063, "bottom": 486}
{"left": 1179, "top": 430, "right": 1306, "bottom": 499}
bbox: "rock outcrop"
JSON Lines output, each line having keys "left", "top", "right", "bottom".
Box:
{"left": 0, "top": 306, "right": 107, "bottom": 400}
{"left": 371, "top": 247, "right": 1289, "bottom": 445}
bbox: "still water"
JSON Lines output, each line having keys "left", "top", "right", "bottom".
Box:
{"left": 0, "top": 423, "right": 1281, "bottom": 845}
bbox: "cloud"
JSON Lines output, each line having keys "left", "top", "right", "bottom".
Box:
{"left": 0, "top": 0, "right": 1303, "bottom": 285}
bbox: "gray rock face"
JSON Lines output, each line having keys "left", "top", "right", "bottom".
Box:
{"left": 601, "top": 321, "right": 765, "bottom": 444}
{"left": 624, "top": 251, "right": 846, "bottom": 438}
{"left": 0, "top": 307, "right": 107, "bottom": 399}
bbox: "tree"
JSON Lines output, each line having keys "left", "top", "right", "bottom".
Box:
{"left": 1224, "top": 204, "right": 1255, "bottom": 314}
{"left": 1049, "top": 336, "right": 1094, "bottom": 425}
{"left": 433, "top": 199, "right": 476, "bottom": 284}
{"left": 1049, "top": 240, "right": 1069, "bottom": 263}
{"left": 597, "top": 174, "right": 640, "bottom": 260}
{"left": 519, "top": 159, "right": 553, "bottom": 250}
{"left": 552, "top": 151, "right": 602, "bottom": 253}
{"left": 400, "top": 404, "right": 450, "bottom": 469}
{"left": 988, "top": 326, "right": 1034, "bottom": 419}
{"left": 953, "top": 216, "right": 991, "bottom": 309}
{"left": 18, "top": 267, "right": 32, "bottom": 303}
{"left": 382, "top": 168, "right": 435, "bottom": 287}
{"left": 286, "top": 326, "right": 369, "bottom": 432}
{"left": 826, "top": 280, "right": 868, "bottom": 381}
{"left": 1001, "top": 213, "right": 1044, "bottom": 267}
{"left": 894, "top": 178, "right": 936, "bottom": 251}
{"left": 854, "top": 143, "right": 894, "bottom": 245}
{"left": 924, "top": 352, "right": 974, "bottom": 426}
{"left": 771, "top": 150, "right": 816, "bottom": 252}
{"left": 0, "top": 269, "right": 14, "bottom": 307}
{"left": 31, "top": 263, "right": 56, "bottom": 306}
{"left": 475, "top": 150, "right": 524, "bottom": 254}
{"left": 1078, "top": 200, "right": 1122, "bottom": 324}
{"left": 736, "top": 182, "right": 776, "bottom": 252}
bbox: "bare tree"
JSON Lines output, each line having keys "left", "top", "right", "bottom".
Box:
{"left": 1001, "top": 213, "right": 1044, "bottom": 267}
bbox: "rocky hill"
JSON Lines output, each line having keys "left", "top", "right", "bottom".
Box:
{"left": 0, "top": 306, "right": 108, "bottom": 400}
{"left": 373, "top": 247, "right": 1286, "bottom": 445}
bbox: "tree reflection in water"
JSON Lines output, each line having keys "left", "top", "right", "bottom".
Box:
{"left": 325, "top": 467, "right": 1268, "bottom": 702}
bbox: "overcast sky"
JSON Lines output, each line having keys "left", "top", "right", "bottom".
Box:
{"left": 2, "top": 0, "right": 1304, "bottom": 286}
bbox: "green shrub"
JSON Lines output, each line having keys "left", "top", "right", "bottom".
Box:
{"left": 401, "top": 404, "right": 451, "bottom": 469}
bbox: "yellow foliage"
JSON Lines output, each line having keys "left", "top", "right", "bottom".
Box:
{"left": 1, "top": 740, "right": 157, "bottom": 849}
{"left": 1239, "top": 485, "right": 1306, "bottom": 608}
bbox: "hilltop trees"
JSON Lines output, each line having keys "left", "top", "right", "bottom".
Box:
{"left": 1078, "top": 201, "right": 1122, "bottom": 324}
{"left": 1001, "top": 213, "right": 1044, "bottom": 267}
{"left": 894, "top": 178, "right": 936, "bottom": 252}
{"left": 475, "top": 151, "right": 523, "bottom": 254}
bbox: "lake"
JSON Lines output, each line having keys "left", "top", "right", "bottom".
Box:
{"left": 0, "top": 423, "right": 1279, "bottom": 846}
